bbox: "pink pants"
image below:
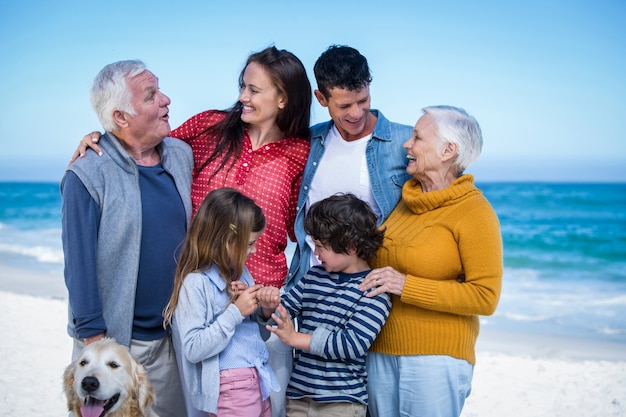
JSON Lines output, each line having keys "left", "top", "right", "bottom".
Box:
{"left": 218, "top": 367, "right": 272, "bottom": 417}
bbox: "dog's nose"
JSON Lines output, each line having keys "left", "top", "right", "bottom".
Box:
{"left": 81, "top": 376, "right": 100, "bottom": 393}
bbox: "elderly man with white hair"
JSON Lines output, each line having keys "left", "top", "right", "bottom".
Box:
{"left": 61, "top": 60, "right": 192, "bottom": 417}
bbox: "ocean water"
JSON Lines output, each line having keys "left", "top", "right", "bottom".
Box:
{"left": 1, "top": 181, "right": 625, "bottom": 343}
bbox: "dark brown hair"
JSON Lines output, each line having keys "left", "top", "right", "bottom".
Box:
{"left": 196, "top": 46, "right": 311, "bottom": 180}
{"left": 304, "top": 193, "right": 384, "bottom": 262}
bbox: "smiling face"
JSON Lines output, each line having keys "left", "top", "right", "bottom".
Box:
{"left": 403, "top": 113, "right": 447, "bottom": 179}
{"left": 239, "top": 62, "right": 285, "bottom": 130}
{"left": 63, "top": 338, "right": 155, "bottom": 417}
{"left": 312, "top": 238, "right": 356, "bottom": 273}
{"left": 315, "top": 86, "right": 375, "bottom": 141}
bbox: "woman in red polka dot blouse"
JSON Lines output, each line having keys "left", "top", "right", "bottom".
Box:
{"left": 170, "top": 47, "right": 311, "bottom": 288}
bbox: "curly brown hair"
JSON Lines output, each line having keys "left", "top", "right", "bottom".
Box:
{"left": 304, "top": 193, "right": 384, "bottom": 262}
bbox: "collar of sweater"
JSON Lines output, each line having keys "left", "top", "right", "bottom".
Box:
{"left": 403, "top": 174, "right": 479, "bottom": 214}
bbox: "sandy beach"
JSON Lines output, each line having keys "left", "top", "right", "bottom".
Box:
{"left": 1, "top": 266, "right": 625, "bottom": 417}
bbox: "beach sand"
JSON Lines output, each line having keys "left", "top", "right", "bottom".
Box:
{"left": 1, "top": 266, "right": 625, "bottom": 417}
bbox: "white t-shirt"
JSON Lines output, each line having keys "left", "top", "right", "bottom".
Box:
{"left": 305, "top": 125, "right": 381, "bottom": 266}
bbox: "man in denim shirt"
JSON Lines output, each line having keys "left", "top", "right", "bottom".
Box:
{"left": 287, "top": 45, "right": 412, "bottom": 289}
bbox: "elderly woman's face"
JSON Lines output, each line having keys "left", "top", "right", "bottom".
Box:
{"left": 403, "top": 114, "right": 445, "bottom": 179}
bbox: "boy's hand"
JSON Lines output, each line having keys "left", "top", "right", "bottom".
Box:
{"left": 267, "top": 304, "right": 311, "bottom": 351}
{"left": 257, "top": 286, "right": 281, "bottom": 318}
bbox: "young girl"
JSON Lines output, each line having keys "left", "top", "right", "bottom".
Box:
{"left": 163, "top": 188, "right": 279, "bottom": 417}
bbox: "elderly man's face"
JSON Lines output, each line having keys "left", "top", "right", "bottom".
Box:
{"left": 126, "top": 70, "right": 171, "bottom": 145}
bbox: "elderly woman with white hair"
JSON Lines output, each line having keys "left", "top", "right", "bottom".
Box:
{"left": 359, "top": 105, "right": 503, "bottom": 417}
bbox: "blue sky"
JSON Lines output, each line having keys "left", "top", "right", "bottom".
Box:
{"left": 1, "top": 0, "right": 624, "bottom": 182}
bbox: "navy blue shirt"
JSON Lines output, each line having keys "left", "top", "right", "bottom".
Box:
{"left": 134, "top": 164, "right": 187, "bottom": 340}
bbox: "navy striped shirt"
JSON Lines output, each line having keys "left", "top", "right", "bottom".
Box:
{"left": 281, "top": 265, "right": 391, "bottom": 404}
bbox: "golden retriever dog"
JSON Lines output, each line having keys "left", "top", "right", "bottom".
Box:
{"left": 63, "top": 338, "right": 159, "bottom": 417}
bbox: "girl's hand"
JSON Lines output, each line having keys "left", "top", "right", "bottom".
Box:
{"left": 231, "top": 280, "right": 249, "bottom": 297}
{"left": 233, "top": 284, "right": 263, "bottom": 316}
{"left": 69, "top": 132, "right": 103, "bottom": 164}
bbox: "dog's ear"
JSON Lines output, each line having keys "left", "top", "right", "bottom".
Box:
{"left": 63, "top": 360, "right": 81, "bottom": 415}
{"left": 133, "top": 359, "right": 156, "bottom": 414}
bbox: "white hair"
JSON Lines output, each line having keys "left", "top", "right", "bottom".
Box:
{"left": 90, "top": 60, "right": 146, "bottom": 132}
{"left": 422, "top": 105, "right": 483, "bottom": 174}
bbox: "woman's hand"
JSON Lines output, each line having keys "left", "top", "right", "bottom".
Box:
{"left": 360, "top": 266, "right": 407, "bottom": 297}
{"left": 68, "top": 132, "right": 103, "bottom": 164}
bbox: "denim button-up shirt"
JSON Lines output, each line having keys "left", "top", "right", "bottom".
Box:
{"left": 286, "top": 110, "right": 412, "bottom": 289}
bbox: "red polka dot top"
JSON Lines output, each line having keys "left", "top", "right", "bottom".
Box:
{"left": 171, "top": 110, "right": 310, "bottom": 288}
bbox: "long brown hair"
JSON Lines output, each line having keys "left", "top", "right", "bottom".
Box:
{"left": 163, "top": 188, "right": 265, "bottom": 327}
{"left": 195, "top": 46, "right": 312, "bottom": 180}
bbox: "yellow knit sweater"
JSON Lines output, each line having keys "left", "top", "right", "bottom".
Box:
{"left": 370, "top": 175, "right": 502, "bottom": 365}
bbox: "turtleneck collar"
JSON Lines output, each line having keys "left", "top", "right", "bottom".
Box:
{"left": 402, "top": 174, "right": 480, "bottom": 215}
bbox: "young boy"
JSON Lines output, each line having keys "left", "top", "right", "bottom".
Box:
{"left": 257, "top": 193, "right": 391, "bottom": 417}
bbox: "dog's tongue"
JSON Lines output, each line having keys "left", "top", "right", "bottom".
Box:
{"left": 80, "top": 397, "right": 105, "bottom": 417}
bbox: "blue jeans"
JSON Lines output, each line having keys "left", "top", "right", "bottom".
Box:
{"left": 366, "top": 352, "right": 473, "bottom": 417}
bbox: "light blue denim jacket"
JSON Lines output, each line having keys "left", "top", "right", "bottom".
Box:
{"left": 286, "top": 110, "right": 412, "bottom": 289}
